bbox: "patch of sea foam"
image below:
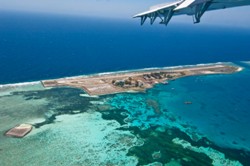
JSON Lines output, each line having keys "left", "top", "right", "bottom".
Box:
{"left": 241, "top": 61, "right": 250, "bottom": 66}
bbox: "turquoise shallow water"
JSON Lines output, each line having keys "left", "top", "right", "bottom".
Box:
{"left": 108, "top": 62, "right": 250, "bottom": 151}
{"left": 160, "top": 65, "right": 250, "bottom": 151}
{"left": 0, "top": 62, "right": 250, "bottom": 166}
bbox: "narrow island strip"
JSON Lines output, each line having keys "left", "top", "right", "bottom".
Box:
{"left": 42, "top": 64, "right": 242, "bottom": 96}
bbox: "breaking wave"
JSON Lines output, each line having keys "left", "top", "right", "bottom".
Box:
{"left": 0, "top": 81, "right": 41, "bottom": 89}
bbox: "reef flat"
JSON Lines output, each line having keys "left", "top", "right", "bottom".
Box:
{"left": 42, "top": 64, "right": 240, "bottom": 96}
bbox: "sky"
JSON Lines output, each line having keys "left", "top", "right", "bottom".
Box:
{"left": 0, "top": 0, "right": 250, "bottom": 28}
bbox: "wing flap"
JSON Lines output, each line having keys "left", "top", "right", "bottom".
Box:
{"left": 133, "top": 0, "right": 183, "bottom": 18}
{"left": 133, "top": 9, "right": 158, "bottom": 18}
{"left": 174, "top": 0, "right": 195, "bottom": 10}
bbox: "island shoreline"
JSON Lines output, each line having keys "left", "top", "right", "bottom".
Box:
{"left": 41, "top": 63, "right": 242, "bottom": 96}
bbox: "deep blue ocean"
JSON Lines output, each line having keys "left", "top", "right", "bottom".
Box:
{"left": 0, "top": 11, "right": 250, "bottom": 84}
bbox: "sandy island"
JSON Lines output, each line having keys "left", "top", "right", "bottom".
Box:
{"left": 42, "top": 64, "right": 241, "bottom": 96}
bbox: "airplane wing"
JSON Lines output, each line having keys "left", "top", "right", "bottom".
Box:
{"left": 133, "top": 0, "right": 250, "bottom": 26}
